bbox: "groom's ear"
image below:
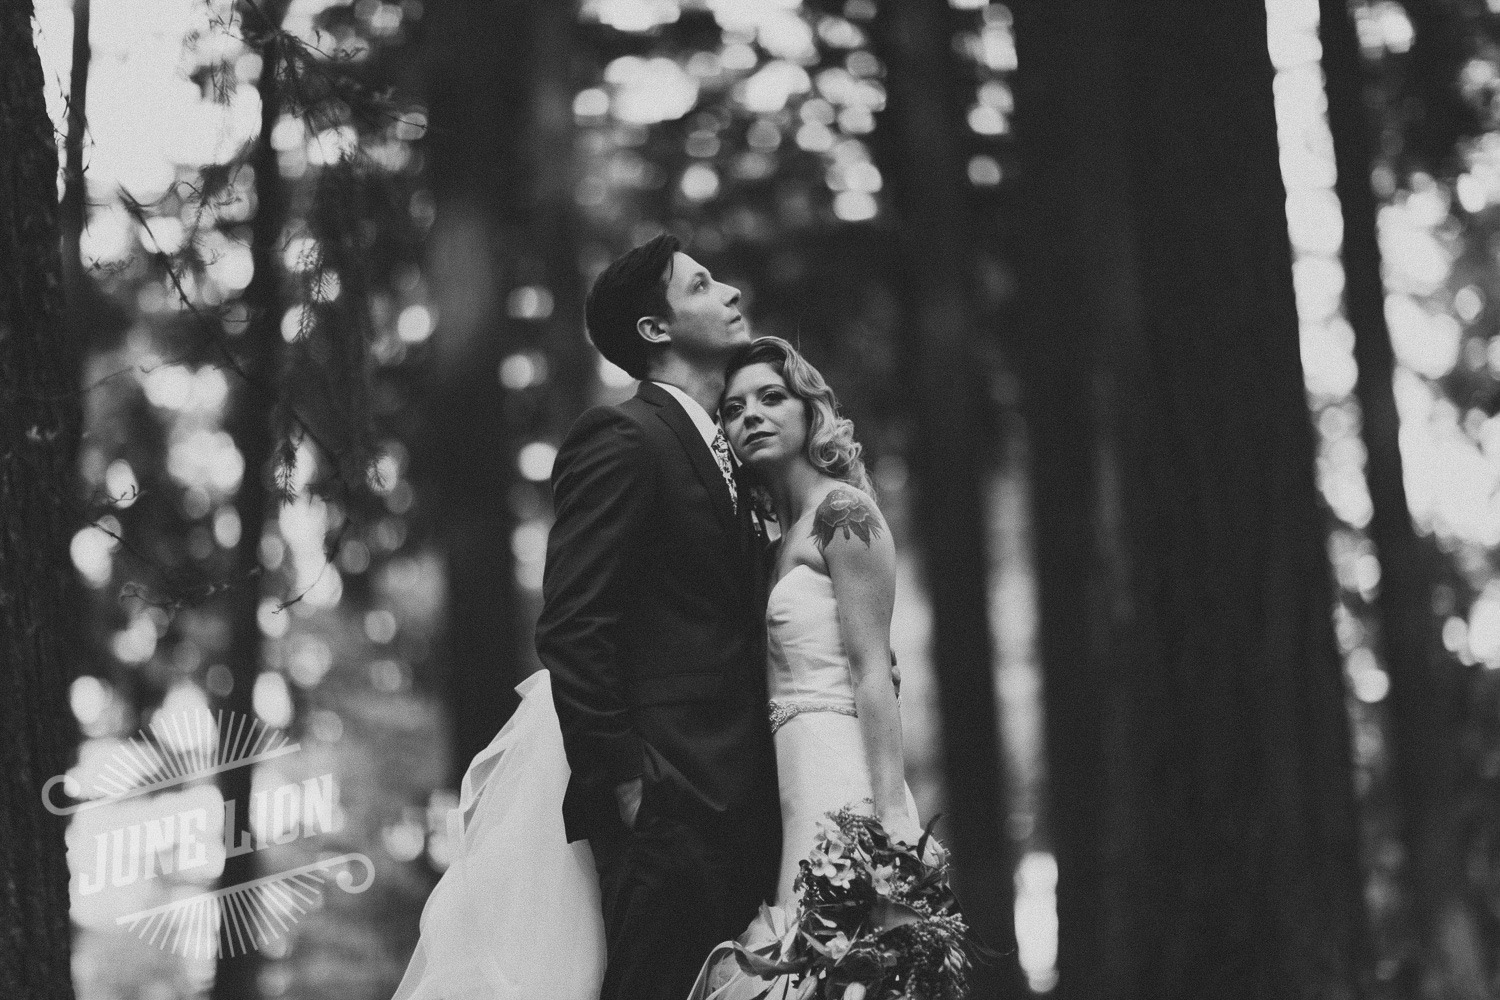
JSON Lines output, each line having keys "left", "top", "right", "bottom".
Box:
{"left": 636, "top": 315, "right": 670, "bottom": 346}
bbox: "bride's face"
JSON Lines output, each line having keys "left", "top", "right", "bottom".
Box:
{"left": 721, "top": 362, "right": 807, "bottom": 470}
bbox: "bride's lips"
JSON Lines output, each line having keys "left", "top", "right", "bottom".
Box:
{"left": 742, "top": 431, "right": 773, "bottom": 447}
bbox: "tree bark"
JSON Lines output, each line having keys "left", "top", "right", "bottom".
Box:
{"left": 1012, "top": 0, "right": 1369, "bottom": 996}
{"left": 57, "top": 0, "right": 96, "bottom": 714}
{"left": 869, "top": 3, "right": 1026, "bottom": 996}
{"left": 1118, "top": 1, "right": 1369, "bottom": 992}
{"left": 1318, "top": 3, "right": 1461, "bottom": 995}
{"left": 1320, "top": 3, "right": 1482, "bottom": 995}
{"left": 0, "top": 3, "right": 83, "bottom": 999}
{"left": 421, "top": 0, "right": 588, "bottom": 780}
{"left": 212, "top": 2, "right": 290, "bottom": 994}
{"left": 59, "top": 0, "right": 89, "bottom": 309}
{"left": 527, "top": 0, "right": 593, "bottom": 428}
{"left": 1009, "top": 0, "right": 1139, "bottom": 994}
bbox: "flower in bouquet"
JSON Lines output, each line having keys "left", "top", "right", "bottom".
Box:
{"left": 734, "top": 807, "right": 972, "bottom": 999}
{"left": 808, "top": 836, "right": 858, "bottom": 888}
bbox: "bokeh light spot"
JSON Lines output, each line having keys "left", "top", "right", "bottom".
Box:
{"left": 518, "top": 442, "right": 558, "bottom": 482}
{"left": 398, "top": 303, "right": 435, "bottom": 343}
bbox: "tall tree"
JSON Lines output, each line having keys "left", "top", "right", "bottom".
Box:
{"left": 0, "top": 2, "right": 83, "bottom": 999}
{"left": 421, "top": 0, "right": 589, "bottom": 778}
{"left": 59, "top": 0, "right": 89, "bottom": 316}
{"left": 1318, "top": 2, "right": 1462, "bottom": 995}
{"left": 1008, "top": 0, "right": 1137, "bottom": 993}
{"left": 1011, "top": 0, "right": 1369, "bottom": 996}
{"left": 212, "top": 2, "right": 290, "bottom": 997}
{"left": 868, "top": 3, "right": 1026, "bottom": 996}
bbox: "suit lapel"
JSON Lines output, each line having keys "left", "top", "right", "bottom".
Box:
{"left": 637, "top": 382, "right": 738, "bottom": 533}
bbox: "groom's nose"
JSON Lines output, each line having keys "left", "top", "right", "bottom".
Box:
{"left": 724, "top": 284, "right": 741, "bottom": 306}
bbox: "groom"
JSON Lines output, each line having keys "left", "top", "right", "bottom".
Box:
{"left": 535, "top": 234, "right": 781, "bottom": 999}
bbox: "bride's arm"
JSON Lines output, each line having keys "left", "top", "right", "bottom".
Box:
{"left": 816, "top": 487, "right": 914, "bottom": 836}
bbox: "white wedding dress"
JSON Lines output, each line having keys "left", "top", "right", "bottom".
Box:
{"left": 390, "top": 670, "right": 606, "bottom": 1000}
{"left": 391, "top": 564, "right": 916, "bottom": 1000}
{"left": 688, "top": 563, "right": 921, "bottom": 1000}
{"left": 765, "top": 563, "right": 921, "bottom": 903}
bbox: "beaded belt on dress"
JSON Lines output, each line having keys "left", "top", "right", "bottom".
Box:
{"left": 767, "top": 700, "right": 858, "bottom": 734}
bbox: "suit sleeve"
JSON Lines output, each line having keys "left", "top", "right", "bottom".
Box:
{"left": 535, "top": 407, "right": 655, "bottom": 791}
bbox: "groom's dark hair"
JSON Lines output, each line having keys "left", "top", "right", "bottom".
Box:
{"left": 584, "top": 233, "right": 681, "bottom": 380}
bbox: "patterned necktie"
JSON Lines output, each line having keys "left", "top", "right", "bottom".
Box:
{"left": 710, "top": 428, "right": 739, "bottom": 516}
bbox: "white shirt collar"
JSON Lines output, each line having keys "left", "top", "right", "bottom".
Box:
{"left": 651, "top": 381, "right": 720, "bottom": 451}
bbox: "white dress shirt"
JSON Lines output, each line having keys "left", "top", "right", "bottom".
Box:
{"left": 651, "top": 381, "right": 720, "bottom": 452}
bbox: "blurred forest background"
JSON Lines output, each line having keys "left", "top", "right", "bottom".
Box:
{"left": 6, "top": 0, "right": 1500, "bottom": 998}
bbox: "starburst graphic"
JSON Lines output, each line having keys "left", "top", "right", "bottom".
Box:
{"left": 44, "top": 709, "right": 301, "bottom": 816}
{"left": 114, "top": 853, "right": 375, "bottom": 959}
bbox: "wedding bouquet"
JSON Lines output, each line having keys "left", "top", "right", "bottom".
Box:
{"left": 734, "top": 807, "right": 971, "bottom": 1000}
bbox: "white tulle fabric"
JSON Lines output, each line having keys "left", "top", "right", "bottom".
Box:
{"left": 688, "top": 564, "right": 919, "bottom": 1000}
{"left": 391, "top": 669, "right": 606, "bottom": 1000}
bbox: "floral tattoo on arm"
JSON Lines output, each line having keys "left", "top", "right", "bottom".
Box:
{"left": 811, "top": 488, "right": 883, "bottom": 551}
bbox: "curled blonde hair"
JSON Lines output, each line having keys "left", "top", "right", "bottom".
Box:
{"left": 722, "top": 336, "right": 873, "bottom": 497}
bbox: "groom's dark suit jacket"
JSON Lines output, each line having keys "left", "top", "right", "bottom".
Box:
{"left": 536, "top": 381, "right": 778, "bottom": 843}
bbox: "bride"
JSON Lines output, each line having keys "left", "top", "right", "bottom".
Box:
{"left": 392, "top": 336, "right": 926, "bottom": 1000}
{"left": 689, "top": 336, "right": 926, "bottom": 998}
{"left": 722, "top": 336, "right": 923, "bottom": 894}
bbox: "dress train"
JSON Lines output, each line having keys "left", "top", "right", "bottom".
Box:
{"left": 391, "top": 669, "right": 606, "bottom": 1000}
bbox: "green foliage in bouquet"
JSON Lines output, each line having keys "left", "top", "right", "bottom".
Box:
{"left": 733, "top": 807, "right": 971, "bottom": 1000}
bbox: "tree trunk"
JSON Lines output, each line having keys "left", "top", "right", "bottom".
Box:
{"left": 1012, "top": 0, "right": 1369, "bottom": 996}
{"left": 213, "top": 2, "right": 290, "bottom": 994}
{"left": 421, "top": 0, "right": 587, "bottom": 779}
{"left": 1117, "top": 1, "right": 1368, "bottom": 992}
{"left": 1009, "top": 0, "right": 1139, "bottom": 994}
{"left": 0, "top": 3, "right": 83, "bottom": 999}
{"left": 59, "top": 0, "right": 89, "bottom": 310}
{"left": 869, "top": 3, "right": 1026, "bottom": 996}
{"left": 1318, "top": 3, "right": 1461, "bottom": 995}
{"left": 56, "top": 0, "right": 93, "bottom": 711}
{"left": 527, "top": 0, "right": 593, "bottom": 429}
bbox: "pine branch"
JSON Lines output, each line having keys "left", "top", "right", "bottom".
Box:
{"left": 49, "top": 0, "right": 422, "bottom": 614}
{"left": 119, "top": 190, "right": 356, "bottom": 493}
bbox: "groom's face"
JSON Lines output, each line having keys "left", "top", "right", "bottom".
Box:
{"left": 653, "top": 252, "right": 749, "bottom": 362}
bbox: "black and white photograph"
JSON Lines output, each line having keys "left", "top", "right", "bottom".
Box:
{"left": 3, "top": 0, "right": 1499, "bottom": 998}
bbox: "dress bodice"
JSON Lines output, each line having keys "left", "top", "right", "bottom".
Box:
{"left": 766, "top": 564, "right": 857, "bottom": 723}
